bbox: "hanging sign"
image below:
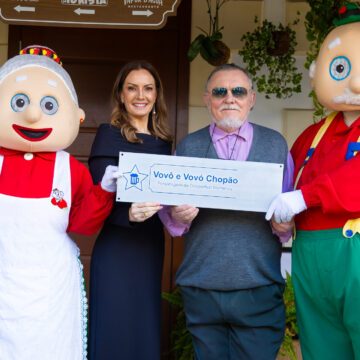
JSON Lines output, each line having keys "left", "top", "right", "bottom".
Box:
{"left": 0, "top": 0, "right": 181, "bottom": 29}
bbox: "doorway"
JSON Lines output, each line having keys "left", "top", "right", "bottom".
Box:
{"left": 8, "top": 0, "right": 190, "bottom": 354}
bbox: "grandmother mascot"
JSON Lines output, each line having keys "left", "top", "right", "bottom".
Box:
{"left": 0, "top": 45, "right": 119, "bottom": 359}
{"left": 266, "top": 4, "right": 360, "bottom": 359}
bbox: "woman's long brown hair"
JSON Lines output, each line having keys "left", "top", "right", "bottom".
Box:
{"left": 110, "top": 60, "right": 172, "bottom": 143}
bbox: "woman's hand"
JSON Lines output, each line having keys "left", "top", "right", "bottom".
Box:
{"left": 129, "top": 202, "right": 163, "bottom": 222}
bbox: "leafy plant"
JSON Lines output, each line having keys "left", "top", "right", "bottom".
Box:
{"left": 304, "top": 0, "right": 347, "bottom": 121}
{"left": 188, "top": 0, "right": 233, "bottom": 66}
{"left": 304, "top": 0, "right": 344, "bottom": 69}
{"left": 239, "top": 16, "right": 302, "bottom": 99}
{"left": 278, "top": 271, "right": 299, "bottom": 360}
{"left": 308, "top": 89, "right": 329, "bottom": 121}
{"left": 163, "top": 273, "right": 299, "bottom": 360}
{"left": 162, "top": 288, "right": 194, "bottom": 360}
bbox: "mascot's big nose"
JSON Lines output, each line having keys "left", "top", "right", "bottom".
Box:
{"left": 349, "top": 74, "right": 360, "bottom": 94}
{"left": 23, "top": 104, "right": 42, "bottom": 124}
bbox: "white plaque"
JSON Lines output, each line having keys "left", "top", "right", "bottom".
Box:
{"left": 117, "top": 152, "right": 283, "bottom": 212}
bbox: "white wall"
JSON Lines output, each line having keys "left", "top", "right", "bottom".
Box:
{"left": 188, "top": 0, "right": 314, "bottom": 148}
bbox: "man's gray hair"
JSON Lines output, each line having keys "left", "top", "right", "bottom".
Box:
{"left": 205, "top": 63, "right": 253, "bottom": 93}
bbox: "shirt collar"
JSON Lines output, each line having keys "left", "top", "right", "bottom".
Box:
{"left": 209, "top": 118, "right": 251, "bottom": 142}
{"left": 330, "top": 111, "right": 360, "bottom": 136}
{"left": 0, "top": 147, "right": 56, "bottom": 161}
{"left": 346, "top": 112, "right": 360, "bottom": 129}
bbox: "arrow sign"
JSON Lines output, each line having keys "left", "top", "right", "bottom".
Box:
{"left": 132, "top": 10, "right": 153, "bottom": 17}
{"left": 0, "top": 0, "right": 181, "bottom": 29}
{"left": 74, "top": 8, "right": 95, "bottom": 15}
{"left": 14, "top": 5, "right": 35, "bottom": 13}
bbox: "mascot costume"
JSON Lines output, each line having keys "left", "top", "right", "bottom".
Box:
{"left": 266, "top": 4, "right": 360, "bottom": 359}
{"left": 0, "top": 45, "right": 119, "bottom": 359}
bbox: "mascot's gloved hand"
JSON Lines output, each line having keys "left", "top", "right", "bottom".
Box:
{"left": 101, "top": 165, "right": 122, "bottom": 193}
{"left": 265, "top": 190, "right": 307, "bottom": 223}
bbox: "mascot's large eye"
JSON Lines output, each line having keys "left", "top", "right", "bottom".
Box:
{"left": 40, "top": 96, "right": 58, "bottom": 115}
{"left": 330, "top": 56, "right": 351, "bottom": 81}
{"left": 11, "top": 93, "right": 30, "bottom": 112}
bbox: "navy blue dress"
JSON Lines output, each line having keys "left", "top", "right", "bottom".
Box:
{"left": 88, "top": 124, "right": 172, "bottom": 360}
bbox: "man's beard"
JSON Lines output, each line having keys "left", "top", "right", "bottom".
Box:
{"left": 213, "top": 116, "right": 244, "bottom": 132}
{"left": 208, "top": 104, "right": 245, "bottom": 132}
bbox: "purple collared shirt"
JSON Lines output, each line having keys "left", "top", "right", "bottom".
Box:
{"left": 159, "top": 119, "right": 294, "bottom": 242}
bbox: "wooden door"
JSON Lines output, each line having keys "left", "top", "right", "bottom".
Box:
{"left": 8, "top": 1, "right": 190, "bottom": 355}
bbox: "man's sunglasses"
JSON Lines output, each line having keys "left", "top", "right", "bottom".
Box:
{"left": 211, "top": 87, "right": 249, "bottom": 99}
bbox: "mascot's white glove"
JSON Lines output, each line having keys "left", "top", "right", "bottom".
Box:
{"left": 265, "top": 190, "right": 307, "bottom": 223}
{"left": 101, "top": 165, "right": 122, "bottom": 193}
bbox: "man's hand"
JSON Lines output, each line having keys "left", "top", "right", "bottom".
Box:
{"left": 101, "top": 165, "right": 122, "bottom": 193}
{"left": 270, "top": 217, "right": 294, "bottom": 232}
{"left": 265, "top": 190, "right": 307, "bottom": 223}
{"left": 171, "top": 204, "right": 199, "bottom": 225}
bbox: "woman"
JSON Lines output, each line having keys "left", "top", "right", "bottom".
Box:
{"left": 88, "top": 60, "right": 172, "bottom": 359}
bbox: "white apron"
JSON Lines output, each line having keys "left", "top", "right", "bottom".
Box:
{"left": 0, "top": 151, "right": 88, "bottom": 360}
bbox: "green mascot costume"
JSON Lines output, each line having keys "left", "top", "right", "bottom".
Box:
{"left": 266, "top": 4, "right": 360, "bottom": 359}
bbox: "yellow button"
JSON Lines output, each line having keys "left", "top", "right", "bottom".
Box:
{"left": 24, "top": 153, "right": 34, "bottom": 160}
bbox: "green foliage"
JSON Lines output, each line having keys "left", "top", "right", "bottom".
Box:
{"left": 188, "top": 33, "right": 223, "bottom": 63}
{"left": 163, "top": 274, "right": 299, "bottom": 360}
{"left": 280, "top": 333, "right": 298, "bottom": 360}
{"left": 304, "top": 0, "right": 347, "bottom": 121}
{"left": 162, "top": 288, "right": 194, "bottom": 360}
{"left": 304, "top": 0, "right": 344, "bottom": 69}
{"left": 188, "top": 0, "right": 231, "bottom": 65}
{"left": 279, "top": 271, "right": 299, "bottom": 360}
{"left": 308, "top": 89, "right": 329, "bottom": 121}
{"left": 239, "top": 16, "right": 302, "bottom": 99}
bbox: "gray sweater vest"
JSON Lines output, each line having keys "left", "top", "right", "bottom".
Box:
{"left": 175, "top": 124, "right": 288, "bottom": 290}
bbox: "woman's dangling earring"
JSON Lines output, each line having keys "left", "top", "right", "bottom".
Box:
{"left": 152, "top": 105, "right": 156, "bottom": 116}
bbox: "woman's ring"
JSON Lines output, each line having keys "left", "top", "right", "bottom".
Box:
{"left": 143, "top": 212, "right": 147, "bottom": 218}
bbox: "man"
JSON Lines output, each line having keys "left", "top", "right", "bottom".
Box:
{"left": 0, "top": 45, "right": 119, "bottom": 359}
{"left": 161, "top": 63, "right": 294, "bottom": 360}
{"left": 266, "top": 4, "right": 360, "bottom": 359}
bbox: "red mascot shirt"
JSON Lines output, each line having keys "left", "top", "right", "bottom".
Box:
{"left": 292, "top": 112, "right": 360, "bottom": 231}
{"left": 0, "top": 147, "right": 114, "bottom": 235}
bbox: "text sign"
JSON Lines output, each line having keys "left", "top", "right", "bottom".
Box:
{"left": 0, "top": 0, "right": 180, "bottom": 29}
{"left": 117, "top": 152, "right": 284, "bottom": 212}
